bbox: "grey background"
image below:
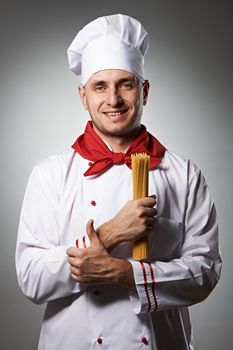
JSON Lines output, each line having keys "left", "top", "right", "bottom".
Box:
{"left": 1, "top": 0, "right": 232, "bottom": 349}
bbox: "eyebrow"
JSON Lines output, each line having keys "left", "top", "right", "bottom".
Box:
{"left": 89, "top": 76, "right": 138, "bottom": 88}
{"left": 117, "top": 77, "right": 138, "bottom": 85}
{"left": 90, "top": 80, "right": 107, "bottom": 88}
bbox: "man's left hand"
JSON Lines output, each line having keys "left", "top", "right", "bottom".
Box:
{"left": 66, "top": 219, "right": 120, "bottom": 284}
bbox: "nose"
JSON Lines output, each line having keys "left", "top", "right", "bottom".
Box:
{"left": 106, "top": 87, "right": 123, "bottom": 107}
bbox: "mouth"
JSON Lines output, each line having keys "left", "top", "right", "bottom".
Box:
{"left": 103, "top": 109, "right": 128, "bottom": 118}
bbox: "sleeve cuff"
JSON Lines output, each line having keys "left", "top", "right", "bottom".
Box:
{"left": 128, "top": 260, "right": 158, "bottom": 314}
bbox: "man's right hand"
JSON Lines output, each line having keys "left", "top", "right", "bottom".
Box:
{"left": 97, "top": 195, "right": 157, "bottom": 250}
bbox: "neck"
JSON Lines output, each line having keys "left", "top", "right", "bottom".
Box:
{"left": 94, "top": 128, "right": 142, "bottom": 153}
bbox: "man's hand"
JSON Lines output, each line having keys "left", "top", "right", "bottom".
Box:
{"left": 66, "top": 219, "right": 135, "bottom": 289}
{"left": 97, "top": 195, "right": 157, "bottom": 250}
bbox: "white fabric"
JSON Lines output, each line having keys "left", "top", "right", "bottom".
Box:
{"left": 16, "top": 147, "right": 221, "bottom": 350}
{"left": 67, "top": 14, "right": 149, "bottom": 84}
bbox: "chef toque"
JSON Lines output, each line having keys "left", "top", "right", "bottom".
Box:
{"left": 67, "top": 14, "right": 149, "bottom": 85}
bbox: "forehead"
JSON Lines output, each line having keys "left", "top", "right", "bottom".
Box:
{"left": 86, "top": 69, "right": 137, "bottom": 85}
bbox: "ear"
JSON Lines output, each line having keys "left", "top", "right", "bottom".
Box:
{"left": 78, "top": 85, "right": 88, "bottom": 110}
{"left": 142, "top": 80, "right": 150, "bottom": 106}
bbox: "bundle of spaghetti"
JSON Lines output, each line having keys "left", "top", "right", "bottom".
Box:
{"left": 131, "top": 153, "right": 150, "bottom": 260}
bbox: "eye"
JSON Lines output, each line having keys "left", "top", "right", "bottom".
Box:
{"left": 120, "top": 81, "right": 136, "bottom": 89}
{"left": 94, "top": 85, "right": 106, "bottom": 92}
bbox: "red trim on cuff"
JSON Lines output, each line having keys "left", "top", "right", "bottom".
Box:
{"left": 140, "top": 261, "right": 151, "bottom": 312}
{"left": 83, "top": 236, "right": 87, "bottom": 248}
{"left": 148, "top": 262, "right": 158, "bottom": 310}
{"left": 76, "top": 239, "right": 79, "bottom": 248}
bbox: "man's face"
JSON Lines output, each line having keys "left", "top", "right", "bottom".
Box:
{"left": 79, "top": 69, "right": 149, "bottom": 139}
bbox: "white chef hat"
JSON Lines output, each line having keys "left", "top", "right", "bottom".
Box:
{"left": 67, "top": 14, "right": 149, "bottom": 85}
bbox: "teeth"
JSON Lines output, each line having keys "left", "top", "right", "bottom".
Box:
{"left": 105, "top": 111, "right": 125, "bottom": 116}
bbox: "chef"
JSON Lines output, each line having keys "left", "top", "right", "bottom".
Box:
{"left": 16, "top": 14, "right": 221, "bottom": 350}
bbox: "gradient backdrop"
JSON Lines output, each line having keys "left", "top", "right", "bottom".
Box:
{"left": 0, "top": 0, "right": 232, "bottom": 349}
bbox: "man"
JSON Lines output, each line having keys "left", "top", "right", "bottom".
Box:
{"left": 16, "top": 14, "right": 221, "bottom": 349}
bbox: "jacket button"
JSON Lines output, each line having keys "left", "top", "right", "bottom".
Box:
{"left": 91, "top": 200, "right": 96, "bottom": 206}
{"left": 97, "top": 337, "right": 103, "bottom": 344}
{"left": 141, "top": 336, "right": 148, "bottom": 345}
{"left": 88, "top": 162, "right": 93, "bottom": 166}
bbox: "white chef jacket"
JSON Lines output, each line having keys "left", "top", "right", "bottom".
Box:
{"left": 16, "top": 147, "right": 221, "bottom": 350}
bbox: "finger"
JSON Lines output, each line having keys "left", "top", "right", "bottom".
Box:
{"left": 145, "top": 217, "right": 157, "bottom": 226}
{"left": 86, "top": 219, "right": 100, "bottom": 246}
{"left": 70, "top": 265, "right": 77, "bottom": 274}
{"left": 139, "top": 196, "right": 157, "bottom": 207}
{"left": 143, "top": 207, "right": 157, "bottom": 217}
{"left": 66, "top": 246, "right": 80, "bottom": 257}
{"left": 71, "top": 273, "right": 79, "bottom": 282}
{"left": 149, "top": 194, "right": 156, "bottom": 200}
{"left": 67, "top": 256, "right": 79, "bottom": 267}
{"left": 147, "top": 225, "right": 156, "bottom": 232}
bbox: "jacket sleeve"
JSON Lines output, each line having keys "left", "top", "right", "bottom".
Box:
{"left": 129, "top": 164, "right": 222, "bottom": 314}
{"left": 15, "top": 163, "right": 86, "bottom": 305}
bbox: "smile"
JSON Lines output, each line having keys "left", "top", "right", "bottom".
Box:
{"left": 104, "top": 110, "right": 127, "bottom": 116}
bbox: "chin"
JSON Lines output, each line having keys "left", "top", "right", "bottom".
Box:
{"left": 104, "top": 123, "right": 140, "bottom": 137}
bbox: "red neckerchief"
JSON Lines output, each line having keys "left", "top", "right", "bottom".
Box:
{"left": 72, "top": 121, "right": 166, "bottom": 176}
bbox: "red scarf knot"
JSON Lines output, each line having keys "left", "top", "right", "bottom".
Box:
{"left": 72, "top": 121, "right": 166, "bottom": 176}
{"left": 112, "top": 152, "right": 126, "bottom": 165}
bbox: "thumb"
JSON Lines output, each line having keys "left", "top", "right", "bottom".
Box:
{"left": 86, "top": 219, "right": 100, "bottom": 246}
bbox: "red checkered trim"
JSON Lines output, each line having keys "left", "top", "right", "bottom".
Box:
{"left": 140, "top": 261, "right": 151, "bottom": 312}
{"left": 75, "top": 236, "right": 89, "bottom": 249}
{"left": 83, "top": 236, "right": 87, "bottom": 248}
{"left": 140, "top": 261, "right": 157, "bottom": 312}
{"left": 148, "top": 262, "right": 158, "bottom": 310}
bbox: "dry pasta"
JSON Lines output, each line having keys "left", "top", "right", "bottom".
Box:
{"left": 131, "top": 153, "right": 150, "bottom": 260}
